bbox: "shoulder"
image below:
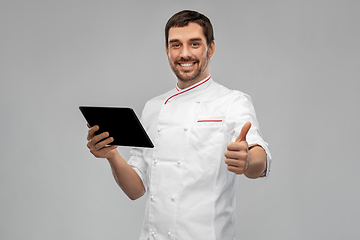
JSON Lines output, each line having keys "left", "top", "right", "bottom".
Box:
{"left": 208, "top": 80, "right": 253, "bottom": 104}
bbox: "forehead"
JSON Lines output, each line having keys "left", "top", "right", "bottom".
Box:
{"left": 168, "top": 22, "right": 206, "bottom": 42}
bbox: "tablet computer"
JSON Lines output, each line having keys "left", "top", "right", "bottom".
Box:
{"left": 79, "top": 106, "right": 154, "bottom": 148}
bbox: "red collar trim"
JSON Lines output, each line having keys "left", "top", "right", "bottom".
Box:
{"left": 165, "top": 76, "right": 211, "bottom": 105}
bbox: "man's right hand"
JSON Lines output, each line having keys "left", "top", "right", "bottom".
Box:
{"left": 86, "top": 124, "right": 118, "bottom": 159}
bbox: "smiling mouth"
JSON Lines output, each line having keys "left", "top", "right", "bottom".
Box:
{"left": 177, "top": 60, "right": 199, "bottom": 70}
{"left": 180, "top": 62, "right": 195, "bottom": 67}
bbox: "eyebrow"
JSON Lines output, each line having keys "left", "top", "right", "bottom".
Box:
{"left": 169, "top": 38, "right": 204, "bottom": 44}
{"left": 169, "top": 39, "right": 180, "bottom": 44}
{"left": 189, "top": 38, "right": 203, "bottom": 42}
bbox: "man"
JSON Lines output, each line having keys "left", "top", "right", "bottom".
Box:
{"left": 87, "top": 10, "right": 271, "bottom": 240}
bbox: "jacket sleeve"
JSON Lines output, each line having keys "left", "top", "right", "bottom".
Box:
{"left": 226, "top": 91, "right": 272, "bottom": 178}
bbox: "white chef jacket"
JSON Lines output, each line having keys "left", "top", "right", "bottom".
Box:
{"left": 128, "top": 76, "right": 271, "bottom": 240}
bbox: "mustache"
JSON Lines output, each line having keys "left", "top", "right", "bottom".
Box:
{"left": 175, "top": 57, "right": 199, "bottom": 63}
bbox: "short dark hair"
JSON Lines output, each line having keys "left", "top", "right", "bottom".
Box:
{"left": 165, "top": 10, "right": 214, "bottom": 48}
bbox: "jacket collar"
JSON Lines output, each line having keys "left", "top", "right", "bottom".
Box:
{"left": 165, "top": 75, "right": 212, "bottom": 105}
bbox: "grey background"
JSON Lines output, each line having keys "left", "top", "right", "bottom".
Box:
{"left": 1, "top": 0, "right": 359, "bottom": 239}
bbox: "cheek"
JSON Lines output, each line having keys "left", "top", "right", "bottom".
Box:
{"left": 197, "top": 47, "right": 208, "bottom": 59}
{"left": 168, "top": 51, "right": 177, "bottom": 62}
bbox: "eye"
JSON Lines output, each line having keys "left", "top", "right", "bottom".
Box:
{"left": 171, "top": 43, "right": 181, "bottom": 48}
{"left": 191, "top": 42, "right": 200, "bottom": 47}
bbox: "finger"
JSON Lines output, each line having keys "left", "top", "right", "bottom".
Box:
{"left": 91, "top": 131, "right": 110, "bottom": 145}
{"left": 87, "top": 123, "right": 90, "bottom": 128}
{"left": 225, "top": 158, "right": 246, "bottom": 167}
{"left": 227, "top": 165, "right": 246, "bottom": 175}
{"left": 87, "top": 131, "right": 109, "bottom": 149}
{"left": 94, "top": 136, "right": 114, "bottom": 150}
{"left": 235, "top": 122, "right": 251, "bottom": 142}
{"left": 225, "top": 150, "right": 248, "bottom": 160}
{"left": 226, "top": 141, "right": 248, "bottom": 151}
{"left": 91, "top": 144, "right": 117, "bottom": 158}
{"left": 88, "top": 134, "right": 112, "bottom": 151}
{"left": 87, "top": 125, "right": 99, "bottom": 141}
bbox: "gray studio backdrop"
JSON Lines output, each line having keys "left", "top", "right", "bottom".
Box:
{"left": 1, "top": 0, "right": 359, "bottom": 239}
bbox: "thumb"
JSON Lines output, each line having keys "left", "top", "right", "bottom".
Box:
{"left": 235, "top": 122, "right": 251, "bottom": 142}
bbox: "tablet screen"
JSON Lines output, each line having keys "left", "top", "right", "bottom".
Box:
{"left": 79, "top": 106, "right": 154, "bottom": 148}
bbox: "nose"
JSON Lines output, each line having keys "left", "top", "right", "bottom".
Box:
{"left": 180, "top": 45, "right": 191, "bottom": 59}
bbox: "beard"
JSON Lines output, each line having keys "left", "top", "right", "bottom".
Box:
{"left": 169, "top": 51, "right": 210, "bottom": 83}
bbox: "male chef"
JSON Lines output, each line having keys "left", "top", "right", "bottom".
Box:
{"left": 86, "top": 10, "right": 271, "bottom": 240}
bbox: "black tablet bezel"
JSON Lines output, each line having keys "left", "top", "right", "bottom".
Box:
{"left": 79, "top": 106, "right": 154, "bottom": 148}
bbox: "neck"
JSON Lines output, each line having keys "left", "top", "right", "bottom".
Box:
{"left": 177, "top": 74, "right": 211, "bottom": 90}
{"left": 177, "top": 71, "right": 210, "bottom": 90}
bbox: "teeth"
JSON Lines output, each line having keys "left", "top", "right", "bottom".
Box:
{"left": 180, "top": 63, "right": 194, "bottom": 67}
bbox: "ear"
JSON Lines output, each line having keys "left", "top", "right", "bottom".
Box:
{"left": 208, "top": 41, "right": 215, "bottom": 58}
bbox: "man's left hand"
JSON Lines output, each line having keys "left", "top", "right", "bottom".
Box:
{"left": 224, "top": 122, "right": 251, "bottom": 174}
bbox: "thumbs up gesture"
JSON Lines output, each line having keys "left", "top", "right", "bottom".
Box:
{"left": 225, "top": 122, "right": 251, "bottom": 174}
